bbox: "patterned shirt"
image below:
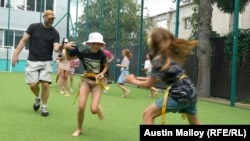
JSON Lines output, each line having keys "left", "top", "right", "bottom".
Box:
{"left": 151, "top": 56, "right": 197, "bottom": 104}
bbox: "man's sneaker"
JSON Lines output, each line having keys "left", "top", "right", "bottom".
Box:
{"left": 33, "top": 98, "right": 41, "bottom": 111}
{"left": 41, "top": 106, "right": 49, "bottom": 117}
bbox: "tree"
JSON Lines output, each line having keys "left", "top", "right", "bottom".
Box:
{"left": 76, "top": 0, "right": 154, "bottom": 49}
{"left": 214, "top": 0, "right": 250, "bottom": 33}
{"left": 191, "top": 0, "right": 250, "bottom": 97}
{"left": 213, "top": 0, "right": 250, "bottom": 63}
{"left": 213, "top": 0, "right": 250, "bottom": 14}
{"left": 196, "top": 0, "right": 213, "bottom": 97}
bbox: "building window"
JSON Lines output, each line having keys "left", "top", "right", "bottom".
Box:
{"left": 46, "top": 0, "right": 53, "bottom": 10}
{"left": 1, "top": 0, "right": 26, "bottom": 10}
{"left": 1, "top": 0, "right": 54, "bottom": 12}
{"left": 14, "top": 31, "right": 24, "bottom": 49}
{"left": 1, "top": 29, "right": 26, "bottom": 49}
{"left": 27, "top": 0, "right": 35, "bottom": 11}
{"left": 4, "top": 30, "right": 14, "bottom": 47}
{"left": 27, "top": 0, "right": 54, "bottom": 12}
{"left": 0, "top": 30, "right": 3, "bottom": 48}
{"left": 184, "top": 17, "right": 191, "bottom": 29}
{"left": 0, "top": 0, "right": 5, "bottom": 7}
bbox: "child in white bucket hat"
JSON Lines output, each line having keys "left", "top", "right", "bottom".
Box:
{"left": 63, "top": 32, "right": 108, "bottom": 137}
{"left": 85, "top": 32, "right": 106, "bottom": 44}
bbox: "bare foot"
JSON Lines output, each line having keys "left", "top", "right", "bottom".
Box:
{"left": 153, "top": 90, "right": 159, "bottom": 97}
{"left": 98, "top": 106, "right": 104, "bottom": 120}
{"left": 121, "top": 94, "right": 129, "bottom": 98}
{"left": 122, "top": 90, "right": 130, "bottom": 98}
{"left": 72, "top": 130, "right": 82, "bottom": 137}
{"left": 148, "top": 94, "right": 153, "bottom": 98}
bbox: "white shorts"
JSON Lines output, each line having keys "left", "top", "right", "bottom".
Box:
{"left": 25, "top": 60, "right": 53, "bottom": 84}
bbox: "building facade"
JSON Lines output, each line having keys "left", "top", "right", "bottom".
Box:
{"left": 149, "top": 1, "right": 250, "bottom": 39}
{"left": 0, "top": 0, "right": 70, "bottom": 72}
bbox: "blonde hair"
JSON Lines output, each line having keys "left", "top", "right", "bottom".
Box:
{"left": 147, "top": 28, "right": 198, "bottom": 70}
{"left": 122, "top": 49, "right": 133, "bottom": 58}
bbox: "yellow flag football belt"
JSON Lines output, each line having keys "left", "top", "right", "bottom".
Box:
{"left": 161, "top": 73, "right": 187, "bottom": 124}
{"left": 73, "top": 72, "right": 110, "bottom": 104}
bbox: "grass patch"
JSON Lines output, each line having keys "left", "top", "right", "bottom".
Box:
{"left": 0, "top": 72, "right": 250, "bottom": 141}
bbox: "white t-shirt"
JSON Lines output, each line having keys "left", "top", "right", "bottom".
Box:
{"left": 144, "top": 60, "right": 152, "bottom": 76}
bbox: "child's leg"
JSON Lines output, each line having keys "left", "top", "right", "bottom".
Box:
{"left": 186, "top": 114, "right": 202, "bottom": 125}
{"left": 70, "top": 72, "right": 74, "bottom": 90}
{"left": 63, "top": 70, "right": 69, "bottom": 93}
{"left": 72, "top": 82, "right": 90, "bottom": 137}
{"left": 143, "top": 103, "right": 161, "bottom": 124}
{"left": 55, "top": 74, "right": 59, "bottom": 85}
{"left": 117, "top": 83, "right": 130, "bottom": 97}
{"left": 59, "top": 70, "right": 64, "bottom": 93}
{"left": 150, "top": 87, "right": 158, "bottom": 97}
{"left": 90, "top": 85, "right": 104, "bottom": 120}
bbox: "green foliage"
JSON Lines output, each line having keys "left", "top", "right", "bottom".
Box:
{"left": 213, "top": 0, "right": 250, "bottom": 14}
{"left": 237, "top": 98, "right": 250, "bottom": 104}
{"left": 210, "top": 30, "right": 220, "bottom": 38}
{"left": 224, "top": 29, "right": 250, "bottom": 63}
{"left": 75, "top": 0, "right": 154, "bottom": 48}
{"left": 189, "top": 3, "right": 199, "bottom": 40}
{"left": 189, "top": 2, "right": 220, "bottom": 40}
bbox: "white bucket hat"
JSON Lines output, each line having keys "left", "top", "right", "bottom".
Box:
{"left": 84, "top": 32, "right": 106, "bottom": 45}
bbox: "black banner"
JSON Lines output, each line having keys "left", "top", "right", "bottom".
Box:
{"left": 140, "top": 125, "right": 250, "bottom": 141}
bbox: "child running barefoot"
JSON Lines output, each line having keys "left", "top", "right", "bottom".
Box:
{"left": 125, "top": 28, "right": 201, "bottom": 125}
{"left": 116, "top": 49, "right": 133, "bottom": 97}
{"left": 64, "top": 32, "right": 108, "bottom": 136}
{"left": 142, "top": 53, "right": 159, "bottom": 97}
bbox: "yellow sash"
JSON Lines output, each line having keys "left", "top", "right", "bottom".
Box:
{"left": 82, "top": 72, "right": 110, "bottom": 90}
{"left": 161, "top": 74, "right": 187, "bottom": 124}
{"left": 73, "top": 72, "right": 109, "bottom": 104}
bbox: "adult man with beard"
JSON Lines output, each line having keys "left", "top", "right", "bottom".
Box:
{"left": 12, "top": 10, "right": 62, "bottom": 117}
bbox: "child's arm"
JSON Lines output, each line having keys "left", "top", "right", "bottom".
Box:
{"left": 116, "top": 58, "right": 128, "bottom": 68}
{"left": 64, "top": 41, "right": 79, "bottom": 61}
{"left": 125, "top": 74, "right": 154, "bottom": 89}
{"left": 96, "top": 62, "right": 108, "bottom": 79}
{"left": 136, "top": 76, "right": 147, "bottom": 81}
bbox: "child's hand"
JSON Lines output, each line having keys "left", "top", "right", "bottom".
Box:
{"left": 96, "top": 73, "right": 104, "bottom": 80}
{"left": 64, "top": 41, "right": 76, "bottom": 50}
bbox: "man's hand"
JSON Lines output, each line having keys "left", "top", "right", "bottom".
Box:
{"left": 11, "top": 55, "right": 18, "bottom": 67}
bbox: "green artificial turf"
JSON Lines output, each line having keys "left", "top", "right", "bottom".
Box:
{"left": 0, "top": 72, "right": 249, "bottom": 141}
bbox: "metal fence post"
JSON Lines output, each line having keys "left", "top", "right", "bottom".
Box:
{"left": 230, "top": 0, "right": 240, "bottom": 106}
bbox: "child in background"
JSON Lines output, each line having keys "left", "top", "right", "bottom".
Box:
{"left": 116, "top": 49, "right": 133, "bottom": 98}
{"left": 125, "top": 28, "right": 201, "bottom": 125}
{"left": 57, "top": 38, "right": 70, "bottom": 95}
{"left": 69, "top": 58, "right": 80, "bottom": 92}
{"left": 55, "top": 59, "right": 60, "bottom": 85}
{"left": 142, "top": 53, "right": 159, "bottom": 97}
{"left": 100, "top": 44, "right": 114, "bottom": 94}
